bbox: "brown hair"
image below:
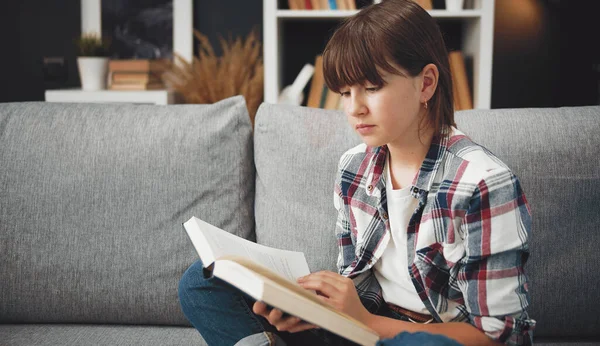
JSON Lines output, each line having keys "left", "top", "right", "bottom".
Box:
{"left": 322, "top": 0, "right": 455, "bottom": 137}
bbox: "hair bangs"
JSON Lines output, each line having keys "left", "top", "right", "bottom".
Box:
{"left": 323, "top": 19, "right": 400, "bottom": 94}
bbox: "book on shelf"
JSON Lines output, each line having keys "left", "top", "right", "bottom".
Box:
{"left": 448, "top": 50, "right": 473, "bottom": 110}
{"left": 111, "top": 72, "right": 162, "bottom": 85}
{"left": 109, "top": 82, "right": 165, "bottom": 91}
{"left": 288, "top": 0, "right": 300, "bottom": 10}
{"left": 288, "top": 0, "right": 355, "bottom": 10}
{"left": 412, "top": 0, "right": 433, "bottom": 10}
{"left": 183, "top": 216, "right": 379, "bottom": 346}
{"left": 108, "top": 59, "right": 168, "bottom": 73}
{"left": 108, "top": 59, "right": 167, "bottom": 91}
{"left": 307, "top": 55, "right": 325, "bottom": 108}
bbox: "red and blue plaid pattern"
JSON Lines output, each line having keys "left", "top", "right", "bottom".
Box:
{"left": 334, "top": 128, "right": 535, "bottom": 345}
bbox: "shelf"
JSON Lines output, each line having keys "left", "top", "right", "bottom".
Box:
{"left": 264, "top": 0, "right": 495, "bottom": 109}
{"left": 45, "top": 89, "right": 175, "bottom": 105}
{"left": 276, "top": 9, "right": 482, "bottom": 19}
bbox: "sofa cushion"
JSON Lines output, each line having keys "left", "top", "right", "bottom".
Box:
{"left": 0, "top": 96, "right": 255, "bottom": 326}
{"left": 0, "top": 324, "right": 205, "bottom": 346}
{"left": 253, "top": 104, "right": 360, "bottom": 273}
{"left": 455, "top": 106, "right": 600, "bottom": 339}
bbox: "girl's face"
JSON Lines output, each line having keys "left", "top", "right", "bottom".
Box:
{"left": 340, "top": 65, "right": 427, "bottom": 149}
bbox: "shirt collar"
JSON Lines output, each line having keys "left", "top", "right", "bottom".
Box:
{"left": 365, "top": 129, "right": 455, "bottom": 199}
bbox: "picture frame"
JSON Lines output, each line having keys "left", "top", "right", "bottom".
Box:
{"left": 80, "top": 0, "right": 193, "bottom": 63}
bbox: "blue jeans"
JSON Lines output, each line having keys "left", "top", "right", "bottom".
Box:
{"left": 179, "top": 260, "right": 462, "bottom": 346}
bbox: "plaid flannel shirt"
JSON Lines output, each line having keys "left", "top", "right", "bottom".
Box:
{"left": 334, "top": 128, "right": 536, "bottom": 345}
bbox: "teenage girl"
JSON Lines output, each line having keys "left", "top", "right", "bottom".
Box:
{"left": 179, "top": 1, "right": 535, "bottom": 345}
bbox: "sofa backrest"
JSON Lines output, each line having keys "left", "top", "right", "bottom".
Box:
{"left": 253, "top": 104, "right": 600, "bottom": 340}
{"left": 253, "top": 104, "right": 360, "bottom": 273}
{"left": 0, "top": 96, "right": 255, "bottom": 326}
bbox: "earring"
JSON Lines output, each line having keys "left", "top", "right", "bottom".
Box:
{"left": 424, "top": 101, "right": 428, "bottom": 110}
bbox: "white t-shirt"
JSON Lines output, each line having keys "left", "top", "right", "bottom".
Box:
{"left": 373, "top": 155, "right": 430, "bottom": 314}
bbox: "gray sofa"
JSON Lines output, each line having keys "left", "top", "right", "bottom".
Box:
{"left": 0, "top": 96, "right": 598, "bottom": 345}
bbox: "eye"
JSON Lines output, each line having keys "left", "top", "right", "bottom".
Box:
{"left": 365, "top": 86, "right": 380, "bottom": 93}
{"left": 340, "top": 91, "right": 350, "bottom": 97}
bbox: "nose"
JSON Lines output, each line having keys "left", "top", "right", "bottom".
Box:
{"left": 346, "top": 93, "right": 367, "bottom": 118}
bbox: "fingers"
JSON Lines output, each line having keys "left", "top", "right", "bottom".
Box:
{"left": 299, "top": 271, "right": 348, "bottom": 284}
{"left": 287, "top": 322, "right": 319, "bottom": 333}
{"left": 297, "top": 273, "right": 347, "bottom": 298}
{"left": 253, "top": 301, "right": 317, "bottom": 333}
{"left": 252, "top": 301, "right": 268, "bottom": 316}
{"left": 268, "top": 306, "right": 284, "bottom": 322}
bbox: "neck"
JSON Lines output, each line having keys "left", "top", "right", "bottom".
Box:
{"left": 387, "top": 126, "right": 434, "bottom": 169}
{"left": 386, "top": 126, "right": 434, "bottom": 189}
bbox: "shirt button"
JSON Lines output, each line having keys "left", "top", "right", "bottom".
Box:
{"left": 382, "top": 212, "right": 388, "bottom": 220}
{"left": 367, "top": 185, "right": 373, "bottom": 192}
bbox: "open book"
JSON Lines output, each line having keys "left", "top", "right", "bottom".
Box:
{"left": 182, "top": 216, "right": 379, "bottom": 346}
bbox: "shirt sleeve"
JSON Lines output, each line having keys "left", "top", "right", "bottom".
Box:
{"left": 458, "top": 167, "right": 536, "bottom": 345}
{"left": 334, "top": 158, "right": 354, "bottom": 276}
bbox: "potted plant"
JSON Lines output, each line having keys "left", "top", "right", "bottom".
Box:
{"left": 75, "top": 32, "right": 111, "bottom": 91}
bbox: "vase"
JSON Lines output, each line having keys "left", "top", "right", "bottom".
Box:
{"left": 445, "top": 0, "right": 465, "bottom": 11}
{"left": 77, "top": 57, "right": 109, "bottom": 91}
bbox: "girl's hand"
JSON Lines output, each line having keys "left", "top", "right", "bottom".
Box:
{"left": 297, "top": 271, "right": 371, "bottom": 324}
{"left": 252, "top": 301, "right": 319, "bottom": 333}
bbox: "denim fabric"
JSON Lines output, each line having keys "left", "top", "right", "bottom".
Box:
{"left": 377, "top": 332, "right": 462, "bottom": 346}
{"left": 179, "top": 260, "right": 268, "bottom": 345}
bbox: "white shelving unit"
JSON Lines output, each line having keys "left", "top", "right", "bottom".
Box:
{"left": 263, "top": 0, "right": 495, "bottom": 109}
{"left": 45, "top": 89, "right": 175, "bottom": 105}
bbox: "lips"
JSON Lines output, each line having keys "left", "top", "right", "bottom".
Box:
{"left": 355, "top": 124, "right": 375, "bottom": 135}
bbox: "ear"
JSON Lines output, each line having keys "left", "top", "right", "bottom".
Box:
{"left": 419, "top": 63, "right": 439, "bottom": 103}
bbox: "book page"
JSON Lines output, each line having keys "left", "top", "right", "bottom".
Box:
{"left": 183, "top": 217, "right": 310, "bottom": 281}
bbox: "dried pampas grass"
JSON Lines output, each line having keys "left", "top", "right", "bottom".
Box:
{"left": 163, "top": 29, "right": 263, "bottom": 124}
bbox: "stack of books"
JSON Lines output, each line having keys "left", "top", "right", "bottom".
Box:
{"left": 108, "top": 59, "right": 167, "bottom": 91}
{"left": 287, "top": 0, "right": 356, "bottom": 10}
{"left": 287, "top": 0, "right": 432, "bottom": 10}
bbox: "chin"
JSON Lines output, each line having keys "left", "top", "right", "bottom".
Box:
{"left": 360, "top": 137, "right": 386, "bottom": 148}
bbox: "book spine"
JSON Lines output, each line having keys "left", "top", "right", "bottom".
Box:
{"left": 319, "top": 85, "right": 329, "bottom": 108}
{"left": 307, "top": 55, "right": 324, "bottom": 108}
{"left": 328, "top": 0, "right": 337, "bottom": 9}
{"left": 448, "top": 51, "right": 472, "bottom": 110}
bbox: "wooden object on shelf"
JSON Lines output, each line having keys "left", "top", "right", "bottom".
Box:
{"left": 108, "top": 59, "right": 168, "bottom": 73}
{"left": 307, "top": 55, "right": 325, "bottom": 108}
{"left": 412, "top": 0, "right": 433, "bottom": 10}
{"left": 111, "top": 72, "right": 161, "bottom": 84}
{"left": 448, "top": 50, "right": 473, "bottom": 110}
{"left": 109, "top": 82, "right": 166, "bottom": 91}
{"left": 108, "top": 59, "right": 167, "bottom": 91}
